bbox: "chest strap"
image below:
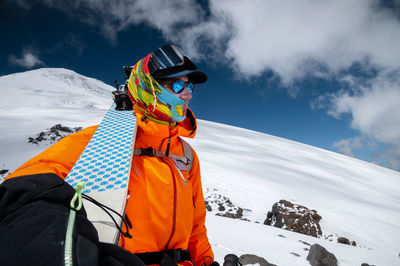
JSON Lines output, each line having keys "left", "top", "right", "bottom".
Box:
{"left": 135, "top": 249, "right": 192, "bottom": 265}
{"left": 133, "top": 138, "right": 193, "bottom": 172}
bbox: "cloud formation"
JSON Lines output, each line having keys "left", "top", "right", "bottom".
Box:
{"left": 9, "top": 49, "right": 45, "bottom": 68}
{"left": 13, "top": 1, "right": 400, "bottom": 82}
{"left": 315, "top": 70, "right": 400, "bottom": 169}
{"left": 374, "top": 145, "right": 400, "bottom": 169}
{"left": 34, "top": 0, "right": 206, "bottom": 46}
{"left": 332, "top": 137, "right": 363, "bottom": 157}
{"left": 210, "top": 0, "right": 400, "bottom": 83}
{"left": 328, "top": 72, "right": 400, "bottom": 144}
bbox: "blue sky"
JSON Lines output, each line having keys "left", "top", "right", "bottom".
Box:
{"left": 1, "top": 0, "right": 400, "bottom": 171}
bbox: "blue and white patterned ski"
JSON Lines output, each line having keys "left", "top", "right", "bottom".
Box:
{"left": 65, "top": 103, "right": 137, "bottom": 244}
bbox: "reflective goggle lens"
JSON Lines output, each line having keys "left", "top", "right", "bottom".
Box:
{"left": 160, "top": 79, "right": 194, "bottom": 94}
{"left": 152, "top": 45, "right": 186, "bottom": 70}
{"left": 172, "top": 80, "right": 194, "bottom": 94}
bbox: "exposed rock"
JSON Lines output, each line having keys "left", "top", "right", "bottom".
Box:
{"left": 307, "top": 244, "right": 338, "bottom": 266}
{"left": 28, "top": 124, "right": 83, "bottom": 145}
{"left": 216, "top": 207, "right": 245, "bottom": 219}
{"left": 239, "top": 254, "right": 277, "bottom": 266}
{"left": 337, "top": 237, "right": 350, "bottom": 245}
{"left": 299, "top": 240, "right": 311, "bottom": 246}
{"left": 290, "top": 252, "right": 300, "bottom": 257}
{"left": 224, "top": 254, "right": 240, "bottom": 266}
{"left": 264, "top": 199, "right": 322, "bottom": 237}
{"left": 0, "top": 169, "right": 9, "bottom": 175}
{"left": 337, "top": 236, "right": 357, "bottom": 246}
{"left": 204, "top": 189, "right": 250, "bottom": 221}
{"left": 205, "top": 201, "right": 212, "bottom": 212}
{"left": 0, "top": 169, "right": 9, "bottom": 182}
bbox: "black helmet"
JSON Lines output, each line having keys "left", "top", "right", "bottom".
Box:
{"left": 148, "top": 44, "right": 207, "bottom": 84}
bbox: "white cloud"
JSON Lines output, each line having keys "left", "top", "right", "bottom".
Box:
{"left": 332, "top": 137, "right": 363, "bottom": 157}
{"left": 208, "top": 0, "right": 400, "bottom": 84}
{"left": 9, "top": 50, "right": 45, "bottom": 68}
{"left": 329, "top": 72, "right": 400, "bottom": 144}
{"left": 374, "top": 144, "right": 400, "bottom": 169}
{"left": 27, "top": 0, "right": 205, "bottom": 46}
{"left": 318, "top": 70, "right": 400, "bottom": 169}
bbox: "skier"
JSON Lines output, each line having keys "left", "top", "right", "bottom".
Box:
{"left": 4, "top": 44, "right": 216, "bottom": 266}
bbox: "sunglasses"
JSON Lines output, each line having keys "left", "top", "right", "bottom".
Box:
{"left": 159, "top": 79, "right": 194, "bottom": 94}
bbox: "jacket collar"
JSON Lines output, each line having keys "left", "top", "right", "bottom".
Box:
{"left": 134, "top": 107, "right": 197, "bottom": 140}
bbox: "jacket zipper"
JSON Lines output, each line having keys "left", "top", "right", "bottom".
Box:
{"left": 164, "top": 162, "right": 178, "bottom": 250}
{"left": 164, "top": 124, "right": 180, "bottom": 250}
{"left": 165, "top": 125, "right": 173, "bottom": 157}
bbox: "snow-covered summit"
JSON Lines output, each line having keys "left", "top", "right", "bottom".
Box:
{"left": 0, "top": 68, "right": 114, "bottom": 110}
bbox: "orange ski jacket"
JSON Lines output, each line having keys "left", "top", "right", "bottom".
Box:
{"left": 7, "top": 108, "right": 214, "bottom": 266}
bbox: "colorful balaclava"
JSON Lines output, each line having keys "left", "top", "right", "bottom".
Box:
{"left": 127, "top": 53, "right": 188, "bottom": 125}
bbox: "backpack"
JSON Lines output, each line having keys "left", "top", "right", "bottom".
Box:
{"left": 133, "top": 137, "right": 194, "bottom": 172}
{"left": 0, "top": 173, "right": 146, "bottom": 266}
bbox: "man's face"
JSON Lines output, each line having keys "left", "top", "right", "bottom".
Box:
{"left": 158, "top": 75, "right": 192, "bottom": 102}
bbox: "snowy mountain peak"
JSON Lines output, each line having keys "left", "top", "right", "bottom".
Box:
{"left": 0, "top": 68, "right": 114, "bottom": 110}
{"left": 37, "top": 68, "right": 113, "bottom": 94}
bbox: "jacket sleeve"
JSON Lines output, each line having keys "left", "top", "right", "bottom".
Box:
{"left": 187, "top": 148, "right": 214, "bottom": 266}
{"left": 6, "top": 126, "right": 97, "bottom": 180}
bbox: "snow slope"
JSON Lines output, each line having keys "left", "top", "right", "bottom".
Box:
{"left": 1, "top": 68, "right": 399, "bottom": 265}
{"left": 0, "top": 68, "right": 114, "bottom": 171}
{"left": 192, "top": 120, "right": 400, "bottom": 265}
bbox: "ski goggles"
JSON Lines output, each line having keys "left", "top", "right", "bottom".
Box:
{"left": 152, "top": 44, "right": 187, "bottom": 70}
{"left": 149, "top": 45, "right": 198, "bottom": 77}
{"left": 159, "top": 79, "right": 194, "bottom": 94}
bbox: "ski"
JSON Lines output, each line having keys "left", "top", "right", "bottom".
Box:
{"left": 65, "top": 71, "right": 136, "bottom": 244}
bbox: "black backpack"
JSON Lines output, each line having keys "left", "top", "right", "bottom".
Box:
{"left": 0, "top": 173, "right": 146, "bottom": 266}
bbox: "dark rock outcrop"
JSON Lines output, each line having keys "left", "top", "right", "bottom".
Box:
{"left": 205, "top": 201, "right": 212, "bottom": 212}
{"left": 337, "top": 237, "right": 350, "bottom": 245}
{"left": 306, "top": 244, "right": 338, "bottom": 266}
{"left": 239, "top": 254, "right": 277, "bottom": 266}
{"left": 0, "top": 169, "right": 9, "bottom": 182}
{"left": 28, "top": 124, "right": 83, "bottom": 145}
{"left": 337, "top": 236, "right": 357, "bottom": 246}
{"left": 216, "top": 208, "right": 245, "bottom": 219}
{"left": 299, "top": 240, "right": 311, "bottom": 246}
{"left": 264, "top": 200, "right": 322, "bottom": 237}
{"left": 0, "top": 169, "right": 9, "bottom": 175}
{"left": 205, "top": 190, "right": 250, "bottom": 221}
